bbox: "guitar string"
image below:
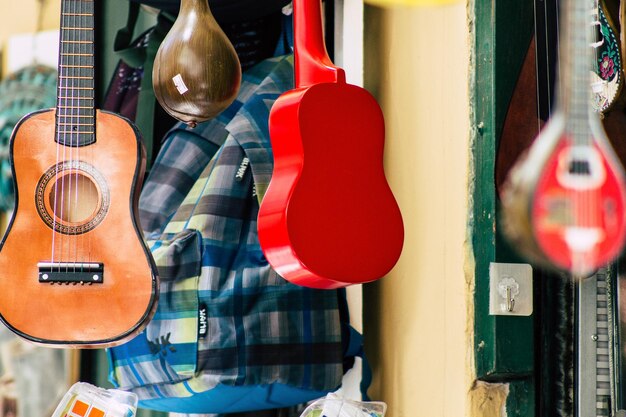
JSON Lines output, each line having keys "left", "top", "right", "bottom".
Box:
{"left": 73, "top": 0, "right": 80, "bottom": 269}
{"left": 88, "top": 0, "right": 94, "bottom": 268}
{"left": 587, "top": 0, "right": 593, "bottom": 276}
{"left": 54, "top": 0, "right": 74, "bottom": 270}
{"left": 58, "top": 0, "right": 72, "bottom": 273}
{"left": 68, "top": 0, "right": 77, "bottom": 271}
{"left": 585, "top": 0, "right": 592, "bottom": 276}
{"left": 83, "top": 0, "right": 93, "bottom": 270}
{"left": 571, "top": 0, "right": 581, "bottom": 272}
{"left": 68, "top": 0, "right": 79, "bottom": 272}
{"left": 81, "top": 0, "right": 95, "bottom": 271}
{"left": 78, "top": 0, "right": 84, "bottom": 269}
{"left": 77, "top": 0, "right": 85, "bottom": 270}
{"left": 74, "top": 0, "right": 83, "bottom": 270}
{"left": 588, "top": 0, "right": 601, "bottom": 275}
{"left": 51, "top": 0, "right": 64, "bottom": 267}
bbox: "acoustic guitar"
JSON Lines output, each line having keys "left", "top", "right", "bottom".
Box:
{"left": 0, "top": 0, "right": 158, "bottom": 347}
{"left": 501, "top": 0, "right": 626, "bottom": 277}
{"left": 257, "top": 0, "right": 404, "bottom": 289}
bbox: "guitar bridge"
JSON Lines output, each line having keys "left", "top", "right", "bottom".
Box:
{"left": 38, "top": 262, "right": 104, "bottom": 284}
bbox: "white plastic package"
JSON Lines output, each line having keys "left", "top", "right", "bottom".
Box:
{"left": 300, "top": 393, "right": 387, "bottom": 417}
{"left": 50, "top": 382, "right": 137, "bottom": 417}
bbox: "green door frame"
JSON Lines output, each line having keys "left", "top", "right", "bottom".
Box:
{"left": 471, "top": 0, "right": 536, "bottom": 415}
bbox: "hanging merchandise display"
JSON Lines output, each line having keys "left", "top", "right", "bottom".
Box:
{"left": 152, "top": 0, "right": 242, "bottom": 126}
{"left": 500, "top": 0, "right": 626, "bottom": 277}
{"left": 108, "top": 55, "right": 366, "bottom": 414}
{"left": 0, "top": 0, "right": 158, "bottom": 347}
{"left": 257, "top": 0, "right": 404, "bottom": 289}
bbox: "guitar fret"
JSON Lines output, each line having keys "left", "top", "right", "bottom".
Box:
{"left": 60, "top": 76, "right": 92, "bottom": 79}
{"left": 61, "top": 27, "right": 92, "bottom": 30}
{"left": 60, "top": 53, "right": 92, "bottom": 57}
{"left": 58, "top": 105, "right": 93, "bottom": 109}
{"left": 62, "top": 13, "right": 92, "bottom": 16}
{"left": 60, "top": 65, "right": 94, "bottom": 68}
{"left": 58, "top": 123, "right": 93, "bottom": 126}
{"left": 61, "top": 41, "right": 93, "bottom": 44}
{"left": 58, "top": 98, "right": 93, "bottom": 101}
{"left": 57, "top": 131, "right": 94, "bottom": 134}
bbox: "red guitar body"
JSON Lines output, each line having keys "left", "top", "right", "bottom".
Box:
{"left": 257, "top": 0, "right": 403, "bottom": 289}
{"left": 531, "top": 133, "right": 626, "bottom": 273}
{"left": 501, "top": 110, "right": 626, "bottom": 277}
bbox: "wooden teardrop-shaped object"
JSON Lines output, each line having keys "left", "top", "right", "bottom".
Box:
{"left": 153, "top": 0, "right": 241, "bottom": 125}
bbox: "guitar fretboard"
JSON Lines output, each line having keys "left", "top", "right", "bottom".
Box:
{"left": 559, "top": 0, "right": 594, "bottom": 144}
{"left": 56, "top": 0, "right": 95, "bottom": 147}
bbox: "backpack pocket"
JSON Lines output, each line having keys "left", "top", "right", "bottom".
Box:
{"left": 108, "top": 229, "right": 202, "bottom": 388}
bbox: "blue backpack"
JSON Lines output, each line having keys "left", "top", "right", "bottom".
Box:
{"left": 107, "top": 55, "right": 363, "bottom": 415}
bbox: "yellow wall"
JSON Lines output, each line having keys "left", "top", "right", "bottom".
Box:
{"left": 0, "top": 0, "right": 60, "bottom": 46}
{"left": 363, "top": 3, "right": 473, "bottom": 417}
{"left": 0, "top": 0, "right": 61, "bottom": 75}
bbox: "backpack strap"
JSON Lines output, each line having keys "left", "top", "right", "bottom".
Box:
{"left": 345, "top": 326, "right": 373, "bottom": 401}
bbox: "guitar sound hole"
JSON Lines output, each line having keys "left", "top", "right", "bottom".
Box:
{"left": 49, "top": 173, "right": 99, "bottom": 223}
{"left": 569, "top": 160, "right": 591, "bottom": 175}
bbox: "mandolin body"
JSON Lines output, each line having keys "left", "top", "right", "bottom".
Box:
{"left": 152, "top": 0, "right": 241, "bottom": 124}
{"left": 0, "top": 109, "right": 158, "bottom": 347}
{"left": 501, "top": 111, "right": 626, "bottom": 277}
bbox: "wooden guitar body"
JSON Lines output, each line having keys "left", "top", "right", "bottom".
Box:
{"left": 258, "top": 81, "right": 404, "bottom": 289}
{"left": 0, "top": 109, "right": 158, "bottom": 347}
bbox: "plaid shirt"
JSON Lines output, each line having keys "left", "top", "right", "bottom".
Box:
{"left": 108, "top": 55, "right": 345, "bottom": 414}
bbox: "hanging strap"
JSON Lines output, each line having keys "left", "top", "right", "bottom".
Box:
{"left": 113, "top": 3, "right": 173, "bottom": 168}
{"left": 113, "top": 1, "right": 142, "bottom": 64}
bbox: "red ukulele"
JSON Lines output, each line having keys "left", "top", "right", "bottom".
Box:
{"left": 0, "top": 0, "right": 158, "bottom": 347}
{"left": 257, "top": 0, "right": 404, "bottom": 289}
{"left": 501, "top": 0, "right": 626, "bottom": 277}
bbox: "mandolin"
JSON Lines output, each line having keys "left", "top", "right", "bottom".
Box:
{"left": 590, "top": 0, "right": 623, "bottom": 113}
{"left": 257, "top": 0, "right": 404, "bottom": 289}
{"left": 0, "top": 0, "right": 158, "bottom": 347}
{"left": 152, "top": 0, "right": 241, "bottom": 126}
{"left": 501, "top": 0, "right": 626, "bottom": 277}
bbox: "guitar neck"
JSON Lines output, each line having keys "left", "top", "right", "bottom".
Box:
{"left": 559, "top": 0, "right": 593, "bottom": 141}
{"left": 56, "top": 0, "right": 96, "bottom": 147}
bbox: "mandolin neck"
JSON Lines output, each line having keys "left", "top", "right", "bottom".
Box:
{"left": 56, "top": 0, "right": 96, "bottom": 147}
{"left": 558, "top": 0, "right": 594, "bottom": 143}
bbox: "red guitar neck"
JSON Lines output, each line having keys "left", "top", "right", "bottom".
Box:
{"left": 293, "top": 0, "right": 345, "bottom": 87}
